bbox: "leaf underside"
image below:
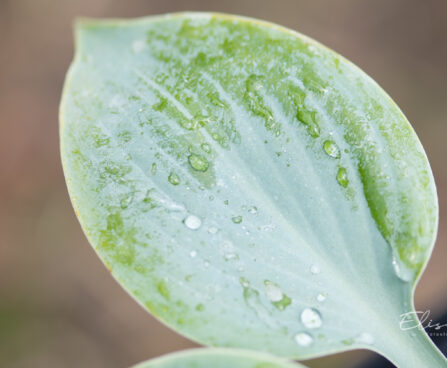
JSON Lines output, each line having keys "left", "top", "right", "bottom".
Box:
{"left": 60, "top": 13, "right": 438, "bottom": 362}
{"left": 132, "top": 348, "right": 306, "bottom": 368}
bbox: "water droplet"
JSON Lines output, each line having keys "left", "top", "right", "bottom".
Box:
{"left": 224, "top": 253, "right": 238, "bottom": 261}
{"left": 240, "top": 277, "right": 250, "bottom": 288}
{"left": 208, "top": 226, "right": 218, "bottom": 234}
{"left": 120, "top": 193, "right": 134, "bottom": 209}
{"left": 220, "top": 241, "right": 238, "bottom": 261}
{"left": 249, "top": 206, "right": 258, "bottom": 214}
{"left": 240, "top": 277, "right": 277, "bottom": 328}
{"left": 310, "top": 265, "right": 320, "bottom": 275}
{"left": 189, "top": 250, "right": 197, "bottom": 258}
{"left": 294, "top": 332, "right": 314, "bottom": 347}
{"left": 232, "top": 216, "right": 243, "bottom": 224}
{"left": 264, "top": 281, "right": 283, "bottom": 302}
{"left": 323, "top": 140, "right": 340, "bottom": 158}
{"left": 264, "top": 280, "right": 292, "bottom": 310}
{"left": 168, "top": 172, "right": 180, "bottom": 185}
{"left": 184, "top": 215, "right": 201, "bottom": 230}
{"left": 356, "top": 332, "right": 375, "bottom": 345}
{"left": 201, "top": 143, "right": 211, "bottom": 153}
{"left": 188, "top": 154, "right": 209, "bottom": 172}
{"left": 307, "top": 124, "right": 320, "bottom": 138}
{"left": 392, "top": 256, "right": 413, "bottom": 282}
{"left": 301, "top": 308, "right": 322, "bottom": 329}
{"left": 316, "top": 293, "right": 326, "bottom": 302}
{"left": 336, "top": 167, "right": 349, "bottom": 187}
{"left": 151, "top": 162, "right": 157, "bottom": 175}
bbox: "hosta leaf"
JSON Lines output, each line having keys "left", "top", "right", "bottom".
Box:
{"left": 60, "top": 13, "right": 445, "bottom": 367}
{"left": 131, "top": 348, "right": 306, "bottom": 368}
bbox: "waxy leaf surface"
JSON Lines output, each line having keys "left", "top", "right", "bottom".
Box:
{"left": 60, "top": 13, "right": 443, "bottom": 367}
{"left": 132, "top": 348, "right": 306, "bottom": 368}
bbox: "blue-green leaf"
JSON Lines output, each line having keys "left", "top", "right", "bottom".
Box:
{"left": 132, "top": 348, "right": 306, "bottom": 368}
{"left": 60, "top": 13, "right": 444, "bottom": 367}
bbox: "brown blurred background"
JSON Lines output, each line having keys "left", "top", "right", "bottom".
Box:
{"left": 0, "top": 0, "right": 446, "bottom": 367}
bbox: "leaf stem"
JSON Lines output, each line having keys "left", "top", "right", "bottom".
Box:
{"left": 375, "top": 308, "right": 447, "bottom": 368}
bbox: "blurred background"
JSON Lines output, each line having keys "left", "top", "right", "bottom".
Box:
{"left": 0, "top": 0, "right": 446, "bottom": 367}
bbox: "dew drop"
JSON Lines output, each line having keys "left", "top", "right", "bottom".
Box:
{"left": 189, "top": 250, "right": 197, "bottom": 258}
{"left": 264, "top": 280, "right": 292, "bottom": 310}
{"left": 249, "top": 206, "right": 258, "bottom": 214}
{"left": 168, "top": 172, "right": 181, "bottom": 185}
{"left": 201, "top": 143, "right": 211, "bottom": 153}
{"left": 120, "top": 193, "right": 134, "bottom": 209}
{"left": 224, "top": 253, "right": 238, "bottom": 261}
{"left": 184, "top": 215, "right": 201, "bottom": 230}
{"left": 232, "top": 216, "right": 243, "bottom": 224}
{"left": 264, "top": 281, "right": 284, "bottom": 302}
{"left": 151, "top": 162, "right": 157, "bottom": 175}
{"left": 294, "top": 332, "right": 314, "bottom": 347}
{"left": 323, "top": 140, "right": 341, "bottom": 158}
{"left": 240, "top": 277, "right": 278, "bottom": 327}
{"left": 188, "top": 154, "right": 209, "bottom": 172}
{"left": 208, "top": 226, "right": 218, "bottom": 234}
{"left": 317, "top": 293, "right": 326, "bottom": 302}
{"left": 301, "top": 308, "right": 322, "bottom": 329}
{"left": 336, "top": 167, "right": 349, "bottom": 187}
{"left": 307, "top": 124, "right": 320, "bottom": 138}
{"left": 310, "top": 265, "right": 320, "bottom": 275}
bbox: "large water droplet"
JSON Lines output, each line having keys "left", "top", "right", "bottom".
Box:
{"left": 189, "top": 250, "right": 197, "bottom": 258}
{"left": 264, "top": 281, "right": 283, "bottom": 302}
{"left": 323, "top": 140, "right": 340, "bottom": 158}
{"left": 301, "top": 308, "right": 322, "bottom": 329}
{"left": 188, "top": 154, "right": 209, "bottom": 172}
{"left": 168, "top": 172, "right": 181, "bottom": 185}
{"left": 232, "top": 216, "right": 243, "bottom": 224}
{"left": 184, "top": 215, "right": 202, "bottom": 230}
{"left": 310, "top": 265, "right": 320, "bottom": 275}
{"left": 294, "top": 332, "right": 314, "bottom": 347}
{"left": 336, "top": 167, "right": 349, "bottom": 187}
{"left": 264, "top": 280, "right": 292, "bottom": 310}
